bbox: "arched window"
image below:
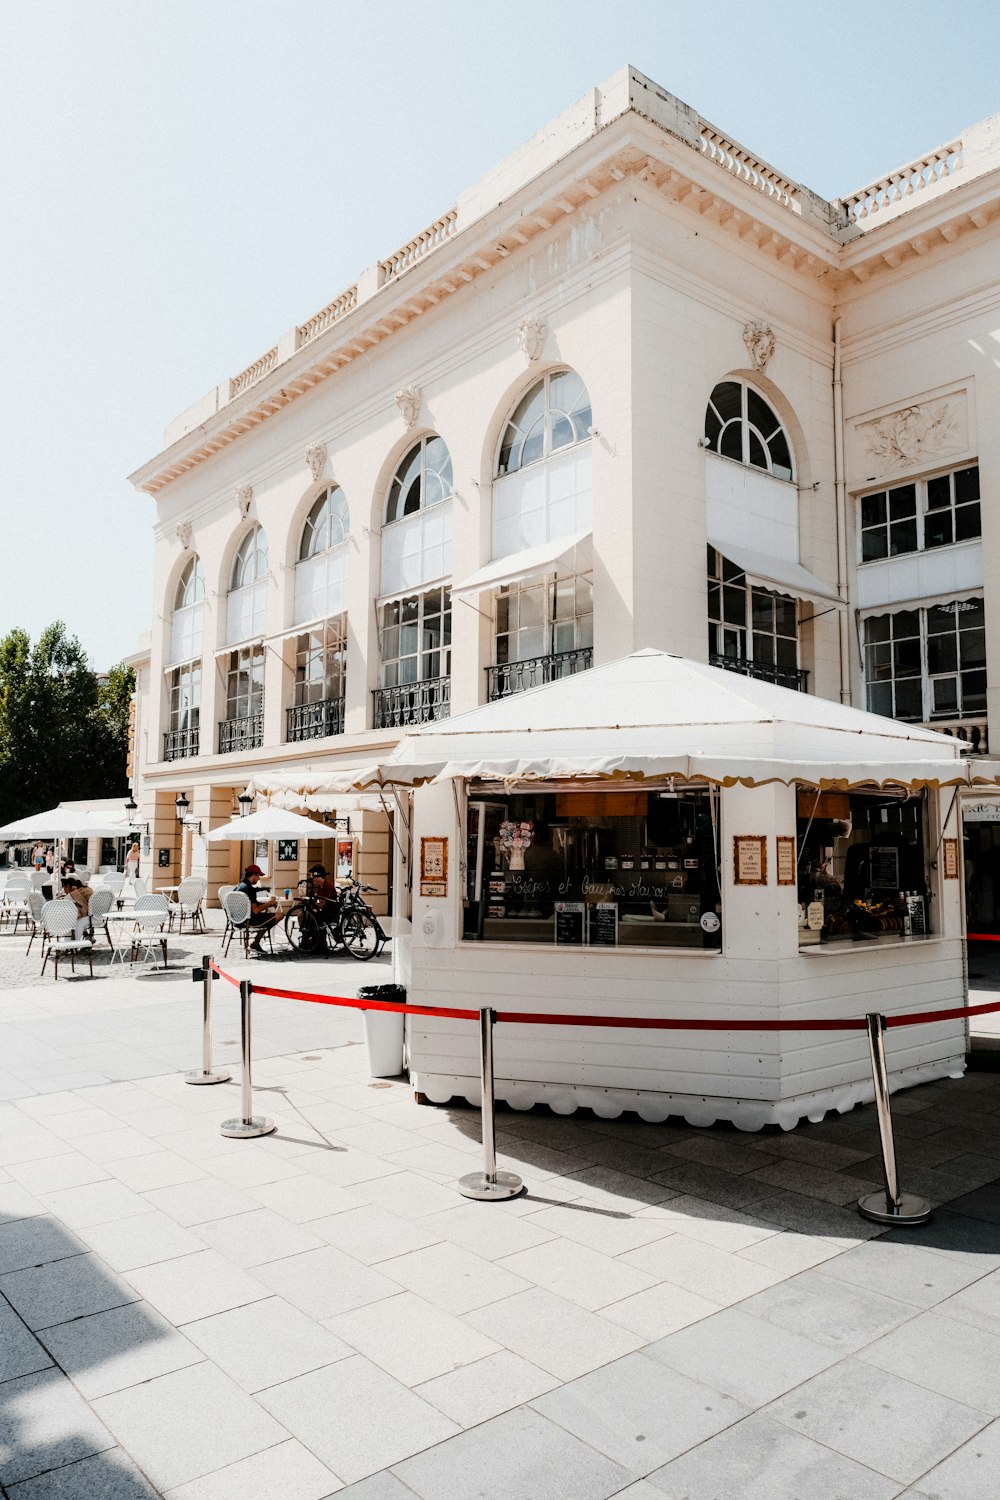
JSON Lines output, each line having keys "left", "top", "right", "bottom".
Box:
{"left": 380, "top": 437, "right": 453, "bottom": 598}
{"left": 169, "top": 557, "right": 204, "bottom": 665}
{"left": 227, "top": 525, "right": 269, "bottom": 644}
{"left": 704, "top": 381, "right": 794, "bottom": 482}
{"left": 294, "top": 488, "right": 350, "bottom": 627}
{"left": 386, "top": 437, "right": 453, "bottom": 525}
{"left": 497, "top": 369, "right": 592, "bottom": 477}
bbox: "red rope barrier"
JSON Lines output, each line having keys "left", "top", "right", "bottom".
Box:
{"left": 967, "top": 933, "right": 1000, "bottom": 942}
{"left": 207, "top": 964, "right": 1000, "bottom": 1031}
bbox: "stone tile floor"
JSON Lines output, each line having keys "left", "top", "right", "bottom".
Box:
{"left": 0, "top": 917, "right": 999, "bottom": 1497}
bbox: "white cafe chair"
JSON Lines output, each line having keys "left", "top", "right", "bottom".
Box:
{"left": 222, "top": 890, "right": 252, "bottom": 958}
{"left": 40, "top": 899, "right": 93, "bottom": 980}
{"left": 88, "top": 887, "right": 116, "bottom": 946}
{"left": 169, "top": 877, "right": 207, "bottom": 934}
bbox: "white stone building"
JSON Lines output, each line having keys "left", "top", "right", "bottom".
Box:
{"left": 128, "top": 65, "right": 1000, "bottom": 921}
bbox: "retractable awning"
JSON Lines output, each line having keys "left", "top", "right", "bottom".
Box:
{"left": 709, "top": 540, "right": 842, "bottom": 606}
{"left": 452, "top": 531, "right": 592, "bottom": 599}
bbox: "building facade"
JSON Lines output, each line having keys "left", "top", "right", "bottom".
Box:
{"left": 128, "top": 66, "right": 1000, "bottom": 917}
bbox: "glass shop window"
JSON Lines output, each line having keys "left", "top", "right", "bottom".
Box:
{"left": 463, "top": 785, "right": 722, "bottom": 949}
{"left": 795, "top": 789, "right": 930, "bottom": 946}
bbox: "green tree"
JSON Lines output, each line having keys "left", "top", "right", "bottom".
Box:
{"left": 0, "top": 622, "right": 135, "bottom": 823}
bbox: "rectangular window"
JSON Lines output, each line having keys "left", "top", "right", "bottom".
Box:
{"left": 380, "top": 588, "right": 451, "bottom": 687}
{"left": 294, "top": 614, "right": 346, "bottom": 707}
{"left": 707, "top": 548, "right": 800, "bottom": 687}
{"left": 858, "top": 465, "right": 980, "bottom": 563}
{"left": 225, "top": 645, "right": 265, "bottom": 720}
{"left": 863, "top": 597, "right": 986, "bottom": 723}
{"left": 168, "top": 663, "right": 201, "bottom": 733}
{"left": 495, "top": 571, "right": 593, "bottom": 666}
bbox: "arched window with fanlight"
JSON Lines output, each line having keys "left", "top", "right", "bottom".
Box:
{"left": 704, "top": 381, "right": 794, "bottom": 481}
{"left": 492, "top": 369, "right": 592, "bottom": 557}
{"left": 164, "top": 557, "right": 204, "bottom": 760}
{"left": 226, "top": 526, "right": 269, "bottom": 645}
{"left": 288, "top": 488, "right": 350, "bottom": 741}
{"left": 376, "top": 438, "right": 454, "bottom": 729}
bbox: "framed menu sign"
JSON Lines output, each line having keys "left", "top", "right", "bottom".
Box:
{"left": 776, "top": 836, "right": 796, "bottom": 886}
{"left": 870, "top": 845, "right": 900, "bottom": 891}
{"left": 589, "top": 903, "right": 618, "bottom": 947}
{"left": 942, "top": 837, "right": 960, "bottom": 880}
{"left": 555, "top": 902, "right": 585, "bottom": 945}
{"left": 420, "top": 837, "right": 448, "bottom": 897}
{"left": 733, "top": 835, "right": 767, "bottom": 886}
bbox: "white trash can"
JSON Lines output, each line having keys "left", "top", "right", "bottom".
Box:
{"left": 359, "top": 986, "right": 406, "bottom": 1077}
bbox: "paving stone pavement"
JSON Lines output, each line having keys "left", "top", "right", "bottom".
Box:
{"left": 1, "top": 917, "right": 999, "bottom": 1497}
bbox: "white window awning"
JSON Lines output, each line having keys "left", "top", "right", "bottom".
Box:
{"left": 453, "top": 531, "right": 592, "bottom": 599}
{"left": 709, "top": 539, "right": 842, "bottom": 606}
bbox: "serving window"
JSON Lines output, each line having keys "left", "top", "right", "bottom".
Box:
{"left": 463, "top": 785, "right": 722, "bottom": 948}
{"left": 795, "top": 788, "right": 930, "bottom": 945}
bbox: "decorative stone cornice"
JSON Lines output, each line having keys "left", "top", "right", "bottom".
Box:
{"left": 395, "top": 386, "right": 421, "bottom": 430}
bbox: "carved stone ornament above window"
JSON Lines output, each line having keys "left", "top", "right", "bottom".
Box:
{"left": 235, "top": 483, "right": 253, "bottom": 519}
{"left": 742, "top": 320, "right": 776, "bottom": 373}
{"left": 176, "top": 520, "right": 193, "bottom": 550}
{"left": 517, "top": 314, "right": 546, "bottom": 362}
{"left": 859, "top": 397, "right": 966, "bottom": 473}
{"left": 395, "top": 386, "right": 421, "bottom": 430}
{"left": 305, "top": 443, "right": 328, "bottom": 481}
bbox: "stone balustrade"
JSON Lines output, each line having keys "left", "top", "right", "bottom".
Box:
{"left": 379, "top": 208, "right": 458, "bottom": 281}
{"left": 229, "top": 347, "right": 279, "bottom": 399}
{"left": 297, "top": 287, "right": 359, "bottom": 348}
{"left": 698, "top": 126, "right": 800, "bottom": 211}
{"left": 841, "top": 141, "right": 964, "bottom": 224}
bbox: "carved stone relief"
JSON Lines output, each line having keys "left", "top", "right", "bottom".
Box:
{"left": 235, "top": 483, "right": 253, "bottom": 519}
{"left": 395, "top": 386, "right": 421, "bottom": 430}
{"left": 176, "top": 520, "right": 193, "bottom": 550}
{"left": 305, "top": 443, "right": 328, "bottom": 481}
{"left": 743, "top": 320, "right": 776, "bottom": 373}
{"left": 517, "top": 314, "right": 546, "bottom": 362}
{"left": 858, "top": 396, "right": 967, "bottom": 474}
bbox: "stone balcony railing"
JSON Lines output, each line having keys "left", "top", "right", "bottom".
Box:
{"left": 698, "top": 126, "right": 800, "bottom": 211}
{"left": 296, "top": 288, "right": 359, "bottom": 349}
{"left": 373, "top": 676, "right": 450, "bottom": 730}
{"left": 487, "top": 647, "right": 593, "bottom": 701}
{"left": 163, "top": 727, "right": 199, "bottom": 762}
{"left": 840, "top": 140, "right": 964, "bottom": 225}
{"left": 924, "top": 718, "right": 989, "bottom": 755}
{"left": 228, "top": 347, "right": 279, "bottom": 400}
{"left": 379, "top": 209, "right": 458, "bottom": 282}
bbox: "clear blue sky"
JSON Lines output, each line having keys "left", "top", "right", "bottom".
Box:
{"left": 3, "top": 0, "right": 998, "bottom": 670}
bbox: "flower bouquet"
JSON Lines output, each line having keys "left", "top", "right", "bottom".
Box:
{"left": 499, "top": 819, "right": 534, "bottom": 871}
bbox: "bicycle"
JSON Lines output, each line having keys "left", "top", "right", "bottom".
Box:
{"left": 283, "top": 879, "right": 386, "bottom": 961}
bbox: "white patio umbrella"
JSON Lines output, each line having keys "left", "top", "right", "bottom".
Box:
{"left": 205, "top": 806, "right": 341, "bottom": 842}
{"left": 0, "top": 807, "right": 136, "bottom": 840}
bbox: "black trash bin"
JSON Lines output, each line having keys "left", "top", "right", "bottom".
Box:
{"left": 357, "top": 984, "right": 407, "bottom": 1077}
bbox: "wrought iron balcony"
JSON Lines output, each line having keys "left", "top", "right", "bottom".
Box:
{"left": 487, "top": 647, "right": 593, "bottom": 701}
{"left": 709, "top": 653, "right": 808, "bottom": 692}
{"left": 163, "top": 727, "right": 199, "bottom": 761}
{"left": 218, "top": 713, "right": 264, "bottom": 754}
{"left": 287, "top": 697, "right": 346, "bottom": 742}
{"left": 373, "top": 676, "right": 450, "bottom": 730}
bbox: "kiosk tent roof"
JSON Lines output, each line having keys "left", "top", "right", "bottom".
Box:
{"left": 258, "top": 650, "right": 1000, "bottom": 794}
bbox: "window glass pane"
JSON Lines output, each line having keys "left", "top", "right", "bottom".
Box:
{"left": 956, "top": 503, "right": 981, "bottom": 542}
{"left": 926, "top": 605, "right": 955, "bottom": 635}
{"left": 894, "top": 678, "right": 922, "bottom": 720}
{"left": 894, "top": 611, "right": 919, "bottom": 638}
{"left": 888, "top": 486, "right": 916, "bottom": 519}
{"left": 723, "top": 584, "right": 745, "bottom": 626}
{"left": 709, "top": 382, "right": 742, "bottom": 423}
{"left": 864, "top": 615, "right": 891, "bottom": 645}
{"left": 745, "top": 388, "right": 777, "bottom": 437}
{"left": 774, "top": 596, "right": 797, "bottom": 636}
{"left": 868, "top": 681, "right": 892, "bottom": 716}
{"left": 962, "top": 670, "right": 987, "bottom": 710}
{"left": 927, "top": 633, "right": 957, "bottom": 675}
{"left": 932, "top": 678, "right": 959, "bottom": 715}
{"left": 520, "top": 422, "right": 545, "bottom": 468}
{"left": 768, "top": 432, "right": 793, "bottom": 482}
{"left": 861, "top": 493, "right": 886, "bottom": 528}
{"left": 750, "top": 590, "right": 774, "bottom": 631}
{"left": 959, "top": 628, "right": 986, "bottom": 670}
{"left": 924, "top": 510, "right": 953, "bottom": 549}
{"left": 704, "top": 407, "right": 722, "bottom": 450}
{"left": 954, "top": 466, "right": 980, "bottom": 503}
{"left": 775, "top": 635, "right": 798, "bottom": 672}
{"left": 747, "top": 431, "right": 768, "bottom": 470}
{"left": 752, "top": 633, "right": 775, "bottom": 666}
{"left": 894, "top": 638, "right": 922, "bottom": 677}
{"left": 720, "top": 423, "right": 743, "bottom": 462}
{"left": 960, "top": 598, "right": 985, "bottom": 628}
{"left": 862, "top": 529, "right": 888, "bottom": 563}
{"left": 889, "top": 517, "right": 917, "bottom": 555}
{"left": 926, "top": 475, "right": 951, "bottom": 510}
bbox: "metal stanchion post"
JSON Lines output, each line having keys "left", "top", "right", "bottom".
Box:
{"left": 186, "top": 958, "right": 231, "bottom": 1086}
{"left": 459, "top": 1007, "right": 523, "bottom": 1201}
{"left": 858, "top": 1012, "right": 931, "bottom": 1226}
{"left": 221, "top": 979, "right": 275, "bottom": 1139}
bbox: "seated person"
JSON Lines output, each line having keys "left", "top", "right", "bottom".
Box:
{"left": 61, "top": 877, "right": 94, "bottom": 940}
{"left": 234, "top": 864, "right": 280, "bottom": 952}
{"left": 308, "top": 864, "right": 340, "bottom": 923}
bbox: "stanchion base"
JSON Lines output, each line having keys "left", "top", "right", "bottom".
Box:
{"left": 858, "top": 1190, "right": 932, "bottom": 1226}
{"left": 458, "top": 1170, "right": 524, "bottom": 1202}
{"left": 185, "top": 1070, "right": 231, "bottom": 1086}
{"left": 220, "top": 1115, "right": 275, "bottom": 1139}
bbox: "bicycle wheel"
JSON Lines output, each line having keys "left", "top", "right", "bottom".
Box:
{"left": 342, "top": 910, "right": 381, "bottom": 960}
{"left": 284, "top": 906, "right": 325, "bottom": 953}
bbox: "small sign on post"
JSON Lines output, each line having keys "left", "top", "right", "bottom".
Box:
{"left": 733, "top": 835, "right": 767, "bottom": 886}
{"left": 420, "top": 837, "right": 448, "bottom": 897}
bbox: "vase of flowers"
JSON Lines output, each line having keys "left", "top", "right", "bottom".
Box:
{"left": 499, "top": 819, "right": 534, "bottom": 871}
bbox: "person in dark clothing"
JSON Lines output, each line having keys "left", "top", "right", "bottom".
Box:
{"left": 234, "top": 864, "right": 280, "bottom": 952}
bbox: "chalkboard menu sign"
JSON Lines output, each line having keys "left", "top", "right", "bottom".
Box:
{"left": 589, "top": 903, "right": 618, "bottom": 947}
{"left": 555, "top": 902, "right": 585, "bottom": 945}
{"left": 869, "top": 845, "right": 900, "bottom": 890}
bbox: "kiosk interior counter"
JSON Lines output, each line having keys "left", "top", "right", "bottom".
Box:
{"left": 465, "top": 784, "right": 722, "bottom": 948}
{"left": 795, "top": 788, "right": 929, "bottom": 942}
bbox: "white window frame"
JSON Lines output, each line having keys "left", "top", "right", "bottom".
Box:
{"left": 857, "top": 464, "right": 981, "bottom": 566}
{"left": 380, "top": 586, "right": 451, "bottom": 688}
{"left": 862, "top": 596, "right": 987, "bottom": 724}
{"left": 707, "top": 548, "right": 800, "bottom": 680}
